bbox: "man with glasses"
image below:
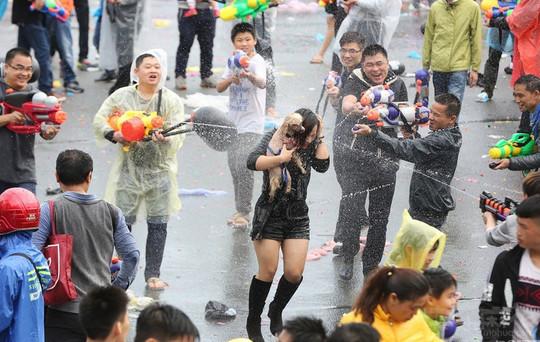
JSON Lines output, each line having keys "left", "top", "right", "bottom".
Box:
{"left": 11, "top": 0, "right": 53, "bottom": 95}
{"left": 0, "top": 48, "right": 59, "bottom": 194}
{"left": 337, "top": 44, "right": 408, "bottom": 281}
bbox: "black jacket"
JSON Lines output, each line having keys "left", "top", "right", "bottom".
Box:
{"left": 479, "top": 245, "right": 522, "bottom": 341}
{"left": 337, "top": 69, "right": 408, "bottom": 172}
{"left": 247, "top": 131, "right": 330, "bottom": 239}
{"left": 371, "top": 125, "right": 462, "bottom": 213}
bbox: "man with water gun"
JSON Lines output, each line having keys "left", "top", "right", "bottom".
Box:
{"left": 491, "top": 75, "right": 540, "bottom": 171}
{"left": 0, "top": 48, "right": 59, "bottom": 194}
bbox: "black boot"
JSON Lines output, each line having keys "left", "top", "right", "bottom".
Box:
{"left": 247, "top": 276, "right": 272, "bottom": 342}
{"left": 267, "top": 275, "right": 302, "bottom": 336}
{"left": 339, "top": 257, "right": 354, "bottom": 281}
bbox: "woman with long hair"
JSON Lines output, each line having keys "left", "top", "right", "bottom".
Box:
{"left": 245, "top": 108, "right": 330, "bottom": 341}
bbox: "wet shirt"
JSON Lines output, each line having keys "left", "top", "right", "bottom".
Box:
{"left": 513, "top": 249, "right": 540, "bottom": 340}
{"left": 222, "top": 53, "right": 266, "bottom": 135}
{"left": 0, "top": 81, "right": 37, "bottom": 184}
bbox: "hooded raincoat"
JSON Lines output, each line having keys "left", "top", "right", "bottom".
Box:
{"left": 386, "top": 210, "right": 446, "bottom": 271}
{"left": 0, "top": 232, "right": 51, "bottom": 342}
{"left": 93, "top": 50, "right": 185, "bottom": 223}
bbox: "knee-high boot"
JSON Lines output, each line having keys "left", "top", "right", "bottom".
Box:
{"left": 246, "top": 276, "right": 272, "bottom": 342}
{"left": 267, "top": 275, "right": 302, "bottom": 335}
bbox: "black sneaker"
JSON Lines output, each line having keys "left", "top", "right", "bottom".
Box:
{"left": 504, "top": 66, "right": 513, "bottom": 75}
{"left": 95, "top": 70, "right": 117, "bottom": 82}
{"left": 65, "top": 81, "right": 84, "bottom": 94}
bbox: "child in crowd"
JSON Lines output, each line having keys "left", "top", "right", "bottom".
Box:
{"left": 340, "top": 266, "right": 441, "bottom": 341}
{"left": 421, "top": 268, "right": 459, "bottom": 340}
{"left": 134, "top": 303, "right": 199, "bottom": 342}
{"left": 79, "top": 286, "right": 130, "bottom": 342}
{"left": 277, "top": 316, "right": 326, "bottom": 342}
{"left": 217, "top": 22, "right": 267, "bottom": 228}
{"left": 386, "top": 210, "right": 447, "bottom": 271}
{"left": 483, "top": 171, "right": 540, "bottom": 247}
{"left": 327, "top": 323, "right": 380, "bottom": 342}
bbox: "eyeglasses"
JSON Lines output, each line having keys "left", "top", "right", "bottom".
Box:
{"left": 7, "top": 64, "right": 33, "bottom": 73}
{"left": 339, "top": 48, "right": 361, "bottom": 55}
{"left": 363, "top": 61, "right": 387, "bottom": 69}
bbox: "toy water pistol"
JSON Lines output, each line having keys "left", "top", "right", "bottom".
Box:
{"left": 107, "top": 109, "right": 164, "bottom": 151}
{"left": 488, "top": 132, "right": 536, "bottom": 159}
{"left": 316, "top": 71, "right": 342, "bottom": 118}
{"left": 414, "top": 69, "right": 430, "bottom": 108}
{"left": 480, "top": 0, "right": 516, "bottom": 19}
{"left": 227, "top": 50, "right": 250, "bottom": 74}
{"left": 219, "top": 0, "right": 269, "bottom": 22}
{"left": 479, "top": 191, "right": 519, "bottom": 221}
{"left": 360, "top": 85, "right": 395, "bottom": 107}
{"left": 365, "top": 103, "right": 429, "bottom": 128}
{"left": 1, "top": 91, "right": 67, "bottom": 134}
{"left": 110, "top": 257, "right": 123, "bottom": 282}
{"left": 30, "top": 0, "right": 69, "bottom": 22}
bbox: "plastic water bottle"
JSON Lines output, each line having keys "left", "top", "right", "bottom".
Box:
{"left": 476, "top": 91, "right": 489, "bottom": 103}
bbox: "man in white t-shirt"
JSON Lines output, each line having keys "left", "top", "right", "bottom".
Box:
{"left": 217, "top": 22, "right": 266, "bottom": 228}
{"left": 480, "top": 194, "right": 540, "bottom": 340}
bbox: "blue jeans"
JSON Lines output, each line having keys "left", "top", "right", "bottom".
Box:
{"left": 18, "top": 23, "right": 53, "bottom": 94}
{"left": 432, "top": 71, "right": 468, "bottom": 103}
{"left": 49, "top": 17, "right": 77, "bottom": 85}
{"left": 0, "top": 181, "right": 37, "bottom": 195}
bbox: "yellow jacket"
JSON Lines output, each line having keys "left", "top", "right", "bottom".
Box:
{"left": 340, "top": 305, "right": 442, "bottom": 342}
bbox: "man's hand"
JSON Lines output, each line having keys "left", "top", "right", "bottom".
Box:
{"left": 40, "top": 125, "right": 59, "bottom": 140}
{"left": 482, "top": 211, "right": 497, "bottom": 229}
{"left": 351, "top": 102, "right": 369, "bottom": 115}
{"left": 113, "top": 131, "right": 130, "bottom": 146}
{"left": 494, "top": 158, "right": 510, "bottom": 170}
{"left": 231, "top": 74, "right": 240, "bottom": 85}
{"left": 7, "top": 111, "right": 25, "bottom": 124}
{"left": 341, "top": 0, "right": 357, "bottom": 6}
{"left": 151, "top": 130, "right": 169, "bottom": 143}
{"left": 326, "top": 85, "right": 340, "bottom": 98}
{"left": 400, "top": 126, "right": 417, "bottom": 139}
{"left": 279, "top": 144, "right": 296, "bottom": 163}
{"left": 469, "top": 70, "right": 478, "bottom": 87}
{"left": 33, "top": 0, "right": 45, "bottom": 10}
{"left": 352, "top": 124, "right": 372, "bottom": 136}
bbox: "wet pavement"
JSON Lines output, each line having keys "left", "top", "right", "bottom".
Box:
{"left": 0, "top": 1, "right": 523, "bottom": 340}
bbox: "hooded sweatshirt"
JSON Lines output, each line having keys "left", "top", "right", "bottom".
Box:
{"left": 0, "top": 232, "right": 51, "bottom": 342}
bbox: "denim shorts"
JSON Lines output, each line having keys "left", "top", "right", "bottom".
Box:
{"left": 251, "top": 215, "right": 310, "bottom": 241}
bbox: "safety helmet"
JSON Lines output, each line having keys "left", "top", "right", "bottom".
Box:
{"left": 0, "top": 188, "right": 40, "bottom": 235}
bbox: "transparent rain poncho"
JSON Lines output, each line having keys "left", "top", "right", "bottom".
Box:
{"left": 93, "top": 49, "right": 185, "bottom": 224}
{"left": 386, "top": 210, "right": 447, "bottom": 271}
{"left": 334, "top": 0, "right": 402, "bottom": 51}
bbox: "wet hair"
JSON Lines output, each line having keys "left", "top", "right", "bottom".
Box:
{"left": 352, "top": 266, "right": 429, "bottom": 324}
{"left": 515, "top": 194, "right": 540, "bottom": 222}
{"left": 135, "top": 53, "right": 156, "bottom": 68}
{"left": 429, "top": 239, "right": 440, "bottom": 253}
{"left": 523, "top": 171, "right": 540, "bottom": 197}
{"left": 294, "top": 108, "right": 319, "bottom": 147}
{"left": 134, "top": 303, "right": 199, "bottom": 342}
{"left": 361, "top": 44, "right": 388, "bottom": 62}
{"left": 56, "top": 149, "right": 93, "bottom": 186}
{"left": 326, "top": 323, "right": 380, "bottom": 342}
{"left": 515, "top": 74, "right": 540, "bottom": 93}
{"left": 231, "top": 22, "right": 256, "bottom": 42}
{"left": 79, "top": 286, "right": 129, "bottom": 340}
{"left": 282, "top": 316, "right": 326, "bottom": 342}
{"left": 434, "top": 93, "right": 461, "bottom": 118}
{"left": 5, "top": 47, "right": 31, "bottom": 64}
{"left": 339, "top": 31, "right": 365, "bottom": 50}
{"left": 423, "top": 267, "right": 457, "bottom": 299}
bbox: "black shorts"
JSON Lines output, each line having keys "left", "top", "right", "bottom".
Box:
{"left": 251, "top": 215, "right": 310, "bottom": 241}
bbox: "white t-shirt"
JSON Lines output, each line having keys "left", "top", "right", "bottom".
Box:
{"left": 222, "top": 53, "right": 266, "bottom": 135}
{"left": 513, "top": 249, "right": 540, "bottom": 340}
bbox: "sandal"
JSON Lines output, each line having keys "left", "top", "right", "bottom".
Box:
{"left": 310, "top": 56, "right": 324, "bottom": 64}
{"left": 231, "top": 215, "right": 249, "bottom": 229}
{"left": 146, "top": 277, "right": 169, "bottom": 291}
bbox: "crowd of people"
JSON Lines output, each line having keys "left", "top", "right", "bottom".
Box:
{"left": 1, "top": 0, "right": 540, "bottom": 340}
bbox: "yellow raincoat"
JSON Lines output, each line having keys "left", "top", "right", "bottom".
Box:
{"left": 386, "top": 210, "right": 446, "bottom": 271}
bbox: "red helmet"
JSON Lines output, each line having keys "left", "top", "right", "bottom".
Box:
{"left": 0, "top": 188, "right": 40, "bottom": 235}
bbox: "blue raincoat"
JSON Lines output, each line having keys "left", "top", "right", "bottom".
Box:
{"left": 0, "top": 232, "right": 51, "bottom": 342}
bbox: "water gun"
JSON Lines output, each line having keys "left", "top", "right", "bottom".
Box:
{"left": 30, "top": 0, "right": 69, "bottom": 22}
{"left": 414, "top": 69, "right": 430, "bottom": 108}
{"left": 366, "top": 103, "right": 429, "bottom": 128}
{"left": 219, "top": 0, "right": 269, "bottom": 21}
{"left": 488, "top": 132, "right": 536, "bottom": 159}
{"left": 360, "top": 85, "right": 395, "bottom": 107}
{"left": 227, "top": 50, "right": 250, "bottom": 73}
{"left": 107, "top": 109, "right": 164, "bottom": 150}
{"left": 324, "top": 71, "right": 341, "bottom": 88}
{"left": 480, "top": 0, "right": 515, "bottom": 20}
{"left": 318, "top": 0, "right": 333, "bottom": 6}
{"left": 110, "top": 257, "right": 123, "bottom": 282}
{"left": 1, "top": 91, "right": 67, "bottom": 134}
{"left": 479, "top": 191, "right": 518, "bottom": 221}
